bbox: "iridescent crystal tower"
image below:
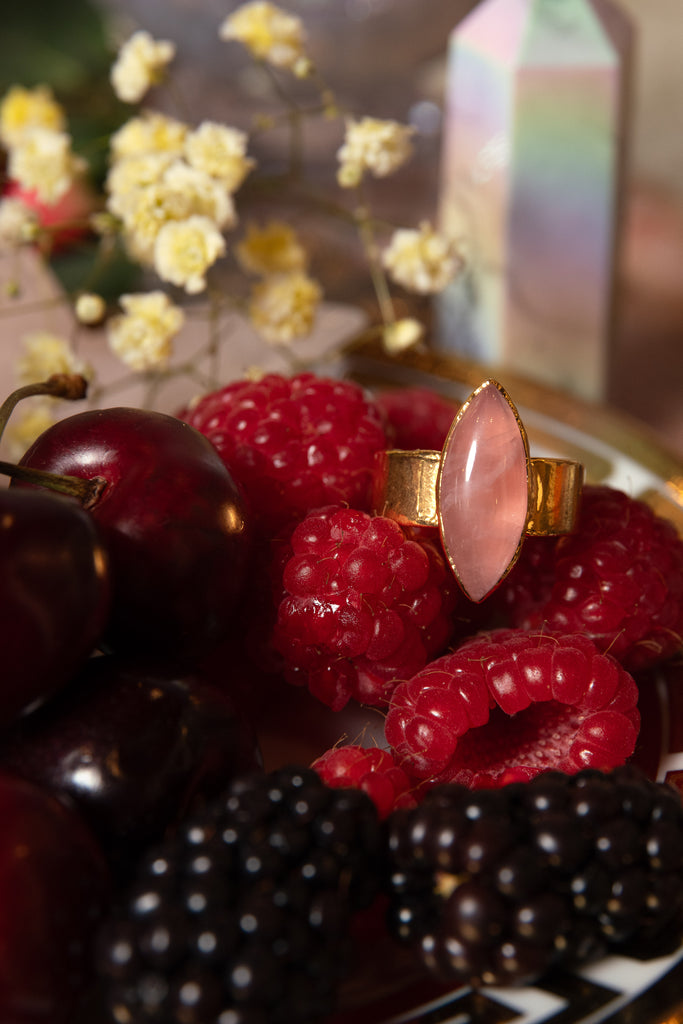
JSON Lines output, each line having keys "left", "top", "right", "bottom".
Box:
{"left": 436, "top": 0, "right": 632, "bottom": 401}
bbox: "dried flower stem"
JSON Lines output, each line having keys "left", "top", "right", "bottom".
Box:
{"left": 355, "top": 204, "right": 396, "bottom": 326}
{"left": 0, "top": 374, "right": 88, "bottom": 441}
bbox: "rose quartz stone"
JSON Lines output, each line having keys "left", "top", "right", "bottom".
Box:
{"left": 438, "top": 382, "right": 528, "bottom": 602}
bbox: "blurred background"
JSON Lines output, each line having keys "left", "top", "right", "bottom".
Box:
{"left": 0, "top": 0, "right": 681, "bottom": 455}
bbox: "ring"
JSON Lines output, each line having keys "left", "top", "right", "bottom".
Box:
{"left": 372, "top": 379, "right": 584, "bottom": 603}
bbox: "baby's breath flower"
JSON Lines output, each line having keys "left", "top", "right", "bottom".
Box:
{"left": 110, "top": 161, "right": 235, "bottom": 265}
{"left": 18, "top": 332, "right": 91, "bottom": 386}
{"left": 75, "top": 292, "right": 106, "bottom": 325}
{"left": 109, "top": 111, "right": 188, "bottom": 161}
{"left": 248, "top": 271, "right": 321, "bottom": 345}
{"left": 162, "top": 161, "right": 235, "bottom": 229}
{"left": 153, "top": 215, "right": 226, "bottom": 293}
{"left": 236, "top": 220, "right": 307, "bottom": 276}
{"left": 219, "top": 1, "right": 307, "bottom": 72}
{"left": 0, "top": 85, "right": 65, "bottom": 147}
{"left": 110, "top": 30, "right": 176, "bottom": 104}
{"left": 111, "top": 179, "right": 194, "bottom": 263}
{"left": 105, "top": 151, "right": 175, "bottom": 206}
{"left": 382, "top": 317, "right": 424, "bottom": 354}
{"left": 382, "top": 221, "right": 463, "bottom": 294}
{"left": 8, "top": 128, "right": 85, "bottom": 204}
{"left": 184, "top": 122, "right": 255, "bottom": 192}
{"left": 5, "top": 399, "right": 57, "bottom": 460}
{"left": 337, "top": 117, "right": 415, "bottom": 188}
{"left": 107, "top": 290, "right": 185, "bottom": 371}
{"left": 0, "top": 196, "right": 39, "bottom": 246}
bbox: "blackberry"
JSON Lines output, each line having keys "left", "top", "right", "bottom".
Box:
{"left": 385, "top": 766, "right": 683, "bottom": 988}
{"left": 94, "top": 766, "right": 382, "bottom": 1023}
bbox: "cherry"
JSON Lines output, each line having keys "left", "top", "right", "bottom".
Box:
{"left": 12, "top": 406, "right": 251, "bottom": 659}
{"left": 0, "top": 487, "right": 110, "bottom": 726}
{"left": 0, "top": 768, "right": 110, "bottom": 1023}
{"left": 0, "top": 654, "right": 263, "bottom": 876}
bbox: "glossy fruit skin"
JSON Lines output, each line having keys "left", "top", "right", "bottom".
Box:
{"left": 0, "top": 655, "right": 263, "bottom": 877}
{"left": 0, "top": 487, "right": 110, "bottom": 726}
{"left": 0, "top": 768, "right": 110, "bottom": 1023}
{"left": 16, "top": 407, "right": 250, "bottom": 659}
{"left": 94, "top": 766, "right": 382, "bottom": 1024}
{"left": 384, "top": 767, "right": 683, "bottom": 988}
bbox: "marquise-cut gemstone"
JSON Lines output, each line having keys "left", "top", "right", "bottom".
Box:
{"left": 438, "top": 381, "right": 528, "bottom": 602}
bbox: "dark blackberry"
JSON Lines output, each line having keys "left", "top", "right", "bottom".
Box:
{"left": 385, "top": 766, "right": 683, "bottom": 988}
{"left": 94, "top": 766, "right": 382, "bottom": 1023}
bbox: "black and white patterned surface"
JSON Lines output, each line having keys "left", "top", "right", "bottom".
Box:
{"left": 379, "top": 947, "right": 683, "bottom": 1024}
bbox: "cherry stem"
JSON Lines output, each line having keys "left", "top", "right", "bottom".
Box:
{"left": 0, "top": 374, "right": 89, "bottom": 443}
{"left": 0, "top": 459, "right": 106, "bottom": 509}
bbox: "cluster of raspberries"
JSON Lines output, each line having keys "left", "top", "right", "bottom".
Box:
{"left": 181, "top": 372, "right": 683, "bottom": 814}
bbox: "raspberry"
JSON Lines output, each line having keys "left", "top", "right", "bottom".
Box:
{"left": 312, "top": 745, "right": 417, "bottom": 819}
{"left": 384, "top": 766, "right": 683, "bottom": 987}
{"left": 271, "top": 505, "right": 464, "bottom": 711}
{"left": 374, "top": 386, "right": 457, "bottom": 451}
{"left": 384, "top": 628, "right": 640, "bottom": 786}
{"left": 489, "top": 485, "right": 683, "bottom": 672}
{"left": 94, "top": 766, "right": 382, "bottom": 1024}
{"left": 179, "top": 373, "right": 388, "bottom": 537}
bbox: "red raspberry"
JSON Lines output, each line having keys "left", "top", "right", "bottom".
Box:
{"left": 374, "top": 386, "right": 457, "bottom": 451}
{"left": 179, "top": 373, "right": 388, "bottom": 536}
{"left": 489, "top": 485, "right": 683, "bottom": 672}
{"left": 385, "top": 628, "right": 640, "bottom": 788}
{"left": 271, "top": 506, "right": 464, "bottom": 711}
{"left": 311, "top": 745, "right": 417, "bottom": 819}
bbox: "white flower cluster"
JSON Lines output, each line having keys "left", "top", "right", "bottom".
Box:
{"left": 110, "top": 30, "right": 176, "bottom": 104}
{"left": 0, "top": 86, "right": 84, "bottom": 204}
{"left": 219, "top": 1, "right": 309, "bottom": 74}
{"left": 0, "top": 1, "right": 465, "bottom": 455}
{"left": 383, "top": 221, "right": 463, "bottom": 295}
{"left": 108, "top": 291, "right": 185, "bottom": 372}
{"left": 105, "top": 111, "right": 252, "bottom": 294}
{"left": 337, "top": 117, "right": 415, "bottom": 189}
{"left": 236, "top": 221, "right": 321, "bottom": 345}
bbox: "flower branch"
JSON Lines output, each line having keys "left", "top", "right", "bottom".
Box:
{"left": 0, "top": 0, "right": 464, "bottom": 456}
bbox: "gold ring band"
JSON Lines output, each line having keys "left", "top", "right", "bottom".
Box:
{"left": 372, "top": 380, "right": 584, "bottom": 603}
{"left": 373, "top": 450, "right": 583, "bottom": 535}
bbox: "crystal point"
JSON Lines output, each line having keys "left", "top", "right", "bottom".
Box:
{"left": 438, "top": 382, "right": 528, "bottom": 602}
{"left": 436, "top": 0, "right": 633, "bottom": 402}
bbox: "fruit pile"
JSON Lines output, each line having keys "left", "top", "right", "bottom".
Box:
{"left": 0, "top": 369, "right": 682, "bottom": 1023}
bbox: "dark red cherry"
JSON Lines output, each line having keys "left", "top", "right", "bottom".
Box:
{"left": 0, "top": 654, "right": 262, "bottom": 876}
{"left": 0, "top": 487, "right": 109, "bottom": 726}
{"left": 14, "top": 407, "right": 250, "bottom": 659}
{"left": 0, "top": 768, "right": 110, "bottom": 1023}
